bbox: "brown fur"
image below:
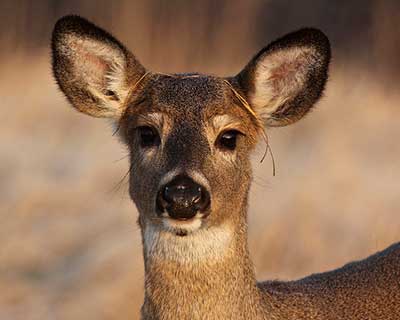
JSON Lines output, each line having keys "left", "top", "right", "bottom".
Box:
{"left": 52, "top": 15, "right": 400, "bottom": 320}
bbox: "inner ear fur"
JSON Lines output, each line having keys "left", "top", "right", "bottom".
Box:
{"left": 51, "top": 15, "right": 146, "bottom": 118}
{"left": 236, "top": 28, "right": 331, "bottom": 127}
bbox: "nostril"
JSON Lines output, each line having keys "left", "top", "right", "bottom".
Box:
{"left": 197, "top": 188, "right": 211, "bottom": 212}
{"left": 192, "top": 187, "right": 202, "bottom": 204}
{"left": 156, "top": 188, "right": 168, "bottom": 214}
{"left": 163, "top": 186, "right": 171, "bottom": 203}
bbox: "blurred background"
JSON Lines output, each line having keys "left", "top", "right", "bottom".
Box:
{"left": 1, "top": 1, "right": 399, "bottom": 319}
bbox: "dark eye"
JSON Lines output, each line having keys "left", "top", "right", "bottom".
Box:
{"left": 216, "top": 130, "right": 241, "bottom": 151}
{"left": 137, "top": 126, "right": 160, "bottom": 148}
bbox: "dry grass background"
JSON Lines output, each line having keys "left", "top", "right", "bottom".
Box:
{"left": 1, "top": 1, "right": 400, "bottom": 319}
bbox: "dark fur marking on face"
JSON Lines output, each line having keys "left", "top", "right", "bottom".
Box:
{"left": 164, "top": 121, "right": 210, "bottom": 172}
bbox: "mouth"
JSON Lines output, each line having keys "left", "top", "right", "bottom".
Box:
{"left": 155, "top": 195, "right": 211, "bottom": 236}
{"left": 161, "top": 216, "right": 204, "bottom": 236}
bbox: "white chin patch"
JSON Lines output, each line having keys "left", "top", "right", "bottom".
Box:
{"left": 162, "top": 217, "right": 202, "bottom": 236}
{"left": 143, "top": 221, "right": 234, "bottom": 263}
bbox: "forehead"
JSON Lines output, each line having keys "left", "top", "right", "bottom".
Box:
{"left": 122, "top": 73, "right": 259, "bottom": 137}
{"left": 149, "top": 74, "right": 227, "bottom": 116}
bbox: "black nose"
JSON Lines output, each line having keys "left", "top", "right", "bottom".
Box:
{"left": 157, "top": 175, "right": 210, "bottom": 220}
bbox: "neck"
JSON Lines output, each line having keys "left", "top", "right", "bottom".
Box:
{"left": 140, "top": 215, "right": 268, "bottom": 319}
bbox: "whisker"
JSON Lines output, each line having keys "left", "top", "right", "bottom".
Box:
{"left": 260, "top": 132, "right": 276, "bottom": 177}
{"left": 112, "top": 122, "right": 121, "bottom": 136}
{"left": 253, "top": 174, "right": 270, "bottom": 189}
{"left": 113, "top": 153, "right": 130, "bottom": 163}
{"left": 109, "top": 163, "right": 133, "bottom": 195}
{"left": 223, "top": 79, "right": 277, "bottom": 177}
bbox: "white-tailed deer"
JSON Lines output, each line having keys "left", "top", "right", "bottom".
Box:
{"left": 52, "top": 15, "right": 400, "bottom": 320}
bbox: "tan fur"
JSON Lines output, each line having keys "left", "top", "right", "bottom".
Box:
{"left": 52, "top": 15, "right": 400, "bottom": 320}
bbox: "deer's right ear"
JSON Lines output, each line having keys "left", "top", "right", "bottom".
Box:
{"left": 51, "top": 15, "right": 146, "bottom": 118}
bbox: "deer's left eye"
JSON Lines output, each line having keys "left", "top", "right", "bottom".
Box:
{"left": 137, "top": 126, "right": 160, "bottom": 148}
{"left": 216, "top": 130, "right": 241, "bottom": 151}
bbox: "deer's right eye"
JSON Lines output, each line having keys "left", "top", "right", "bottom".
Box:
{"left": 137, "top": 126, "right": 160, "bottom": 148}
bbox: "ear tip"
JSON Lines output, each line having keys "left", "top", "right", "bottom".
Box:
{"left": 269, "top": 27, "right": 331, "bottom": 57}
{"left": 289, "top": 27, "right": 331, "bottom": 57}
{"left": 53, "top": 15, "right": 116, "bottom": 42}
{"left": 51, "top": 15, "right": 128, "bottom": 58}
{"left": 301, "top": 27, "right": 330, "bottom": 47}
{"left": 53, "top": 15, "right": 87, "bottom": 33}
{"left": 294, "top": 27, "right": 329, "bottom": 41}
{"left": 55, "top": 14, "right": 87, "bottom": 24}
{"left": 52, "top": 15, "right": 87, "bottom": 51}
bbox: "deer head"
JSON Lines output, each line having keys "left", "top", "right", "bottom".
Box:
{"left": 52, "top": 15, "right": 330, "bottom": 247}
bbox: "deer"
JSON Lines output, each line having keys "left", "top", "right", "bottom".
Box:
{"left": 51, "top": 15, "right": 400, "bottom": 320}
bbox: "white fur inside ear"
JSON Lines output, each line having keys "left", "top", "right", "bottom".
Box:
{"left": 64, "top": 35, "right": 129, "bottom": 116}
{"left": 251, "top": 46, "right": 316, "bottom": 119}
{"left": 105, "top": 57, "right": 130, "bottom": 103}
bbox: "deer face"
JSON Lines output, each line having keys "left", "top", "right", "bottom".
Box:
{"left": 119, "top": 74, "right": 259, "bottom": 236}
{"left": 52, "top": 16, "right": 330, "bottom": 238}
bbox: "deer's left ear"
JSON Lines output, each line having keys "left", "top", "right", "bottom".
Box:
{"left": 235, "top": 28, "right": 331, "bottom": 127}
